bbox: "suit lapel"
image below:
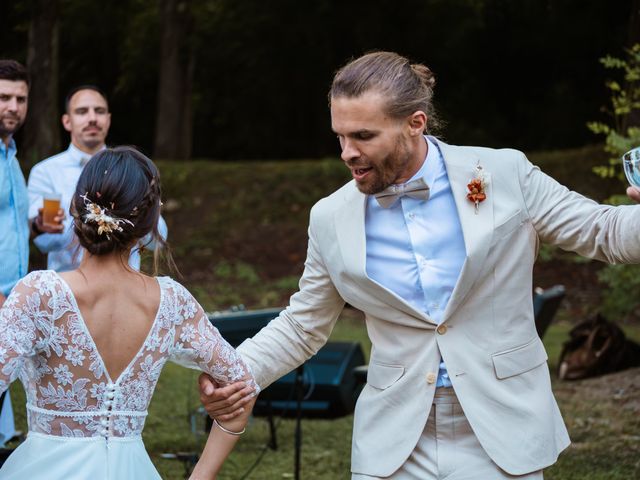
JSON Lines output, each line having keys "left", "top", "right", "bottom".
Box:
{"left": 436, "top": 140, "right": 494, "bottom": 322}
{"left": 334, "top": 184, "right": 433, "bottom": 323}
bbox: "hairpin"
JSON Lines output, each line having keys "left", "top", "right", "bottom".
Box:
{"left": 81, "top": 194, "right": 133, "bottom": 239}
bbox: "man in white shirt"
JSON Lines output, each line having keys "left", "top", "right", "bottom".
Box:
{"left": 28, "top": 85, "right": 167, "bottom": 271}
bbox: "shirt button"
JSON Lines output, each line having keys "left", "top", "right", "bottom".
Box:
{"left": 106, "top": 391, "right": 115, "bottom": 399}
{"left": 408, "top": 213, "right": 416, "bottom": 220}
{"left": 101, "top": 419, "right": 108, "bottom": 426}
{"left": 437, "top": 324, "right": 448, "bottom": 335}
{"left": 426, "top": 372, "right": 437, "bottom": 384}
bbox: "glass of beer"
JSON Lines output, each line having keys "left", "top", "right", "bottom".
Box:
{"left": 42, "top": 192, "right": 62, "bottom": 227}
{"left": 622, "top": 146, "right": 640, "bottom": 188}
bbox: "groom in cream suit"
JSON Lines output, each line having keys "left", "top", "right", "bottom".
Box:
{"left": 200, "top": 51, "right": 640, "bottom": 478}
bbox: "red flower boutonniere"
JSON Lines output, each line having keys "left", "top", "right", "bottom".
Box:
{"left": 466, "top": 163, "right": 489, "bottom": 214}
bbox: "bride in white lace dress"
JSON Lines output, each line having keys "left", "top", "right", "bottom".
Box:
{"left": 0, "top": 147, "right": 258, "bottom": 479}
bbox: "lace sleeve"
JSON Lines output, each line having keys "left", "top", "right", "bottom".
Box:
{"left": 0, "top": 273, "right": 42, "bottom": 394}
{"left": 167, "top": 281, "right": 260, "bottom": 395}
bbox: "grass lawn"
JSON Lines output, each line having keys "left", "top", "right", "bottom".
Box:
{"left": 11, "top": 145, "right": 640, "bottom": 478}
{"left": 8, "top": 316, "right": 640, "bottom": 479}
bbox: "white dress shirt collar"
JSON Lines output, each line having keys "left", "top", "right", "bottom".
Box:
{"left": 67, "top": 143, "right": 106, "bottom": 167}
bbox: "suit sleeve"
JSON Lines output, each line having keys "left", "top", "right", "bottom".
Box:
{"left": 236, "top": 205, "right": 345, "bottom": 389}
{"left": 517, "top": 152, "right": 640, "bottom": 263}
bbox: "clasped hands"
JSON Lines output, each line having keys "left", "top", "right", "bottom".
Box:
{"left": 198, "top": 373, "right": 256, "bottom": 421}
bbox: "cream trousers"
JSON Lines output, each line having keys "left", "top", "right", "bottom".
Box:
{"left": 352, "top": 388, "right": 543, "bottom": 480}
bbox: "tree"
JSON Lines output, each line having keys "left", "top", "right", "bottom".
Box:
{"left": 22, "top": 0, "right": 60, "bottom": 166}
{"left": 153, "top": 0, "right": 194, "bottom": 160}
{"left": 588, "top": 44, "right": 640, "bottom": 321}
{"left": 626, "top": 0, "right": 640, "bottom": 128}
{"left": 588, "top": 45, "right": 640, "bottom": 180}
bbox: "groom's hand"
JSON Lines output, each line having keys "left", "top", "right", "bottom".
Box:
{"left": 627, "top": 186, "right": 640, "bottom": 203}
{"left": 198, "top": 373, "right": 255, "bottom": 421}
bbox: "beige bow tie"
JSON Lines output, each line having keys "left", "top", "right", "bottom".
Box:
{"left": 374, "top": 177, "right": 430, "bottom": 208}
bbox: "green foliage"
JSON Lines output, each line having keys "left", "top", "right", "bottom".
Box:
{"left": 588, "top": 44, "right": 640, "bottom": 321}
{"left": 597, "top": 264, "right": 640, "bottom": 322}
{"left": 537, "top": 244, "right": 558, "bottom": 263}
{"left": 536, "top": 244, "right": 592, "bottom": 265}
{"left": 587, "top": 44, "right": 640, "bottom": 180}
{"left": 1, "top": 0, "right": 634, "bottom": 157}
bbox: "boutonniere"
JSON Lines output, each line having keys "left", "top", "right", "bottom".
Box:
{"left": 466, "top": 163, "right": 489, "bottom": 214}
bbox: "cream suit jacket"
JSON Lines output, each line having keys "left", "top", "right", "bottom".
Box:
{"left": 237, "top": 139, "right": 640, "bottom": 477}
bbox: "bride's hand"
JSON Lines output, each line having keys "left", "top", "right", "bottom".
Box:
{"left": 189, "top": 395, "right": 255, "bottom": 480}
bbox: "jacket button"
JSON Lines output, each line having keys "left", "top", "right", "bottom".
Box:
{"left": 426, "top": 372, "right": 437, "bottom": 384}
{"left": 437, "top": 324, "right": 448, "bottom": 335}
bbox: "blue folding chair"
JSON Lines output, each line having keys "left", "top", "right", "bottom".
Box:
{"left": 533, "top": 285, "right": 566, "bottom": 339}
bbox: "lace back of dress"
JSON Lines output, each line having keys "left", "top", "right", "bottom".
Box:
{"left": 19, "top": 272, "right": 170, "bottom": 438}
{"left": 1, "top": 270, "right": 259, "bottom": 439}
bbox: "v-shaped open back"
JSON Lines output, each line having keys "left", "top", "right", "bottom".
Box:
{"left": 55, "top": 273, "right": 163, "bottom": 385}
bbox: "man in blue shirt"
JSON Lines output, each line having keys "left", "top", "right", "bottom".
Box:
{"left": 0, "top": 59, "right": 61, "bottom": 448}
{"left": 0, "top": 60, "right": 30, "bottom": 309}
{"left": 0, "top": 60, "right": 61, "bottom": 303}
{"left": 0, "top": 59, "right": 33, "bottom": 448}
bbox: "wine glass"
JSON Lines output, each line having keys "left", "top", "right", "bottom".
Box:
{"left": 622, "top": 147, "right": 640, "bottom": 188}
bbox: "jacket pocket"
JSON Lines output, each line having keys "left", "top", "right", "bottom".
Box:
{"left": 492, "top": 209, "right": 525, "bottom": 243}
{"left": 492, "top": 338, "right": 548, "bottom": 379}
{"left": 367, "top": 362, "right": 405, "bottom": 390}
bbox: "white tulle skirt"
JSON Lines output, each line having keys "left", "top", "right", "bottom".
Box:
{"left": 0, "top": 432, "right": 161, "bottom": 479}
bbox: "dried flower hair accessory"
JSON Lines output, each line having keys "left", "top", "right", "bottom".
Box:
{"left": 81, "top": 193, "right": 134, "bottom": 239}
{"left": 466, "top": 162, "right": 489, "bottom": 214}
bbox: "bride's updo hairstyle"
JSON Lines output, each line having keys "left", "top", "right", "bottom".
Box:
{"left": 70, "top": 146, "right": 170, "bottom": 271}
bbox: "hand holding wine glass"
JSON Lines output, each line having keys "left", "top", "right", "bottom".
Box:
{"left": 623, "top": 147, "right": 640, "bottom": 203}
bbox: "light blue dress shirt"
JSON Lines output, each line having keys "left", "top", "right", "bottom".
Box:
{"left": 0, "top": 138, "right": 24, "bottom": 446}
{"left": 28, "top": 143, "right": 168, "bottom": 272}
{"left": 365, "top": 137, "right": 466, "bottom": 387}
{"left": 0, "top": 138, "right": 29, "bottom": 296}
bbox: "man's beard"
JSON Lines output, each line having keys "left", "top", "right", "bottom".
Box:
{"left": 80, "top": 131, "right": 105, "bottom": 151}
{"left": 0, "top": 115, "right": 25, "bottom": 138}
{"left": 82, "top": 138, "right": 103, "bottom": 150}
{"left": 354, "top": 139, "right": 412, "bottom": 195}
